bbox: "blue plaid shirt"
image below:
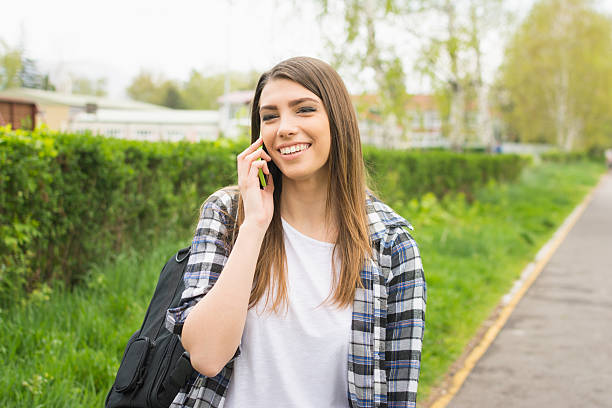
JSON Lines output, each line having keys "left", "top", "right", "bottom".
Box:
{"left": 166, "top": 187, "right": 426, "bottom": 408}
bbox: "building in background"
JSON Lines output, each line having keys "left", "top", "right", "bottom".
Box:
{"left": 218, "top": 90, "right": 253, "bottom": 138}
{"left": 0, "top": 88, "right": 219, "bottom": 141}
{"left": 69, "top": 109, "right": 219, "bottom": 141}
{"left": 0, "top": 88, "right": 165, "bottom": 131}
{"left": 1, "top": 88, "right": 482, "bottom": 149}
{"left": 0, "top": 97, "right": 38, "bottom": 130}
{"left": 357, "top": 94, "right": 447, "bottom": 149}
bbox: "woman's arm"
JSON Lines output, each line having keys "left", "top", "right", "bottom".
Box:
{"left": 181, "top": 219, "right": 266, "bottom": 377}
{"left": 166, "top": 137, "right": 274, "bottom": 378}
{"left": 385, "top": 228, "right": 427, "bottom": 407}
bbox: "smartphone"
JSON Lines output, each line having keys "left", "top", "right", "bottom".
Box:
{"left": 257, "top": 145, "right": 267, "bottom": 188}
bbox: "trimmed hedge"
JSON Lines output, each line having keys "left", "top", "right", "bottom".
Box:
{"left": 540, "top": 150, "right": 604, "bottom": 163}
{"left": 0, "top": 128, "right": 238, "bottom": 306}
{"left": 364, "top": 146, "right": 530, "bottom": 205}
{"left": 0, "top": 128, "right": 528, "bottom": 305}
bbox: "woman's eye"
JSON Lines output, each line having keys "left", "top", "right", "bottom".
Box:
{"left": 298, "top": 106, "right": 316, "bottom": 114}
{"left": 262, "top": 114, "right": 278, "bottom": 121}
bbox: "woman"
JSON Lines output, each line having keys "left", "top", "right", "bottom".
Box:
{"left": 166, "top": 57, "right": 426, "bottom": 408}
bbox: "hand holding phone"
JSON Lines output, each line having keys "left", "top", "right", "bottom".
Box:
{"left": 236, "top": 137, "right": 274, "bottom": 230}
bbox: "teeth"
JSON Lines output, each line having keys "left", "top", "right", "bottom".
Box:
{"left": 280, "top": 144, "right": 309, "bottom": 155}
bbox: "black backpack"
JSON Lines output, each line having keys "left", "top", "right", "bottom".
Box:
{"left": 106, "top": 246, "right": 195, "bottom": 408}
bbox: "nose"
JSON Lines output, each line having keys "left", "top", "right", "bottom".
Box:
{"left": 276, "top": 114, "right": 298, "bottom": 138}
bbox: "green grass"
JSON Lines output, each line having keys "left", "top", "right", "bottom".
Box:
{"left": 0, "top": 236, "right": 191, "bottom": 407}
{"left": 0, "top": 161, "right": 605, "bottom": 407}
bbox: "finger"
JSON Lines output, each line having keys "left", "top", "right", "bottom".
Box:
{"left": 250, "top": 159, "right": 268, "bottom": 171}
{"left": 260, "top": 149, "right": 272, "bottom": 161}
{"left": 247, "top": 159, "right": 267, "bottom": 182}
{"left": 237, "top": 137, "right": 263, "bottom": 159}
{"left": 244, "top": 148, "right": 271, "bottom": 163}
{"left": 237, "top": 145, "right": 269, "bottom": 177}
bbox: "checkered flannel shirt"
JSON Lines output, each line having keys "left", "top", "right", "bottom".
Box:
{"left": 166, "top": 187, "right": 426, "bottom": 408}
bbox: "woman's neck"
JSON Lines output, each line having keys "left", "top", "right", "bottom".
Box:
{"left": 280, "top": 176, "right": 337, "bottom": 243}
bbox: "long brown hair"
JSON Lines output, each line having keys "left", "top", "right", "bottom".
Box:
{"left": 236, "top": 56, "right": 372, "bottom": 314}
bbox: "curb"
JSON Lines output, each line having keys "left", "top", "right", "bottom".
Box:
{"left": 427, "top": 173, "right": 606, "bottom": 408}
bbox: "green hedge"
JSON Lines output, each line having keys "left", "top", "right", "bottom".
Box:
{"left": 0, "top": 128, "right": 528, "bottom": 305}
{"left": 540, "top": 150, "right": 604, "bottom": 163}
{"left": 0, "top": 128, "right": 238, "bottom": 307}
{"left": 364, "top": 146, "right": 530, "bottom": 205}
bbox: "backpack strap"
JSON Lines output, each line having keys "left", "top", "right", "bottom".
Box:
{"left": 164, "top": 351, "right": 194, "bottom": 391}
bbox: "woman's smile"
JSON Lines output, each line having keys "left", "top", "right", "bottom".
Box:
{"left": 277, "top": 143, "right": 312, "bottom": 159}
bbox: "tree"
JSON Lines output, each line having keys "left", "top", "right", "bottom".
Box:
{"left": 318, "top": 0, "right": 508, "bottom": 149}
{"left": 126, "top": 70, "right": 163, "bottom": 104}
{"left": 19, "top": 57, "right": 43, "bottom": 89}
{"left": 319, "top": 0, "right": 414, "bottom": 147}
{"left": 126, "top": 69, "right": 259, "bottom": 109}
{"left": 417, "top": 1, "right": 470, "bottom": 149}
{"left": 0, "top": 40, "right": 23, "bottom": 90}
{"left": 126, "top": 72, "right": 186, "bottom": 108}
{"left": 498, "top": 0, "right": 612, "bottom": 151}
{"left": 466, "top": 0, "right": 508, "bottom": 149}
{"left": 181, "top": 70, "right": 224, "bottom": 109}
{"left": 182, "top": 69, "right": 259, "bottom": 110}
{"left": 72, "top": 76, "right": 107, "bottom": 96}
{"left": 1, "top": 40, "right": 56, "bottom": 91}
{"left": 126, "top": 71, "right": 186, "bottom": 108}
{"left": 159, "top": 81, "right": 185, "bottom": 109}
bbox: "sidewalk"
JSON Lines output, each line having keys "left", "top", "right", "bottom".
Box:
{"left": 447, "top": 171, "right": 612, "bottom": 408}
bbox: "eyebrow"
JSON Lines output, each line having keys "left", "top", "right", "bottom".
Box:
{"left": 260, "top": 97, "right": 320, "bottom": 111}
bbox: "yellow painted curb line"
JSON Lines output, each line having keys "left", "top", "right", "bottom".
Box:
{"left": 429, "top": 174, "right": 606, "bottom": 408}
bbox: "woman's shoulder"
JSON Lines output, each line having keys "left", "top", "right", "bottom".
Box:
{"left": 365, "top": 191, "right": 414, "bottom": 240}
{"left": 205, "top": 185, "right": 239, "bottom": 205}
{"left": 200, "top": 185, "right": 240, "bottom": 219}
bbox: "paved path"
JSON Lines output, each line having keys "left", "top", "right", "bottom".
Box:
{"left": 448, "top": 171, "right": 612, "bottom": 408}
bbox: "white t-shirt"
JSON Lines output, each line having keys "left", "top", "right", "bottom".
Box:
{"left": 223, "top": 218, "right": 353, "bottom": 408}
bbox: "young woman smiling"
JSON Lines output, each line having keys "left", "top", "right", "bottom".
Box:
{"left": 166, "top": 57, "right": 426, "bottom": 408}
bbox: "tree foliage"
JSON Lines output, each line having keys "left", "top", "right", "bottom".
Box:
{"left": 317, "top": 0, "right": 508, "bottom": 149}
{"left": 497, "top": 0, "right": 612, "bottom": 151}
{"left": 126, "top": 71, "right": 185, "bottom": 108}
{"left": 71, "top": 76, "right": 107, "bottom": 97}
{"left": 0, "top": 41, "right": 57, "bottom": 91}
{"left": 0, "top": 40, "right": 23, "bottom": 90}
{"left": 126, "top": 69, "right": 259, "bottom": 110}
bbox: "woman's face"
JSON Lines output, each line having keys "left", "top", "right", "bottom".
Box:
{"left": 259, "top": 78, "right": 331, "bottom": 185}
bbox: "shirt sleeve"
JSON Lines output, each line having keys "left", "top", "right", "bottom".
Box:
{"left": 385, "top": 227, "right": 427, "bottom": 407}
{"left": 165, "top": 189, "right": 235, "bottom": 336}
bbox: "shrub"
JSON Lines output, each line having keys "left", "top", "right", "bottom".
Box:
{"left": 540, "top": 150, "right": 605, "bottom": 163}
{"left": 0, "top": 127, "right": 239, "bottom": 306}
{"left": 363, "top": 146, "right": 530, "bottom": 205}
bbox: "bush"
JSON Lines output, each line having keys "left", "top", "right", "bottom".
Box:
{"left": 0, "top": 127, "right": 239, "bottom": 306}
{"left": 0, "top": 128, "right": 529, "bottom": 305}
{"left": 363, "top": 146, "right": 530, "bottom": 205}
{"left": 540, "top": 150, "right": 605, "bottom": 163}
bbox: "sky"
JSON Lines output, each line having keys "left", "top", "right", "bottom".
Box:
{"left": 2, "top": 0, "right": 611, "bottom": 98}
{"left": 2, "top": 0, "right": 327, "bottom": 97}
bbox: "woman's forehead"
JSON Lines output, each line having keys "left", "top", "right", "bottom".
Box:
{"left": 259, "top": 78, "right": 321, "bottom": 106}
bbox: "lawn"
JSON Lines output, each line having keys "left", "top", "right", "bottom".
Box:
{"left": 0, "top": 161, "right": 605, "bottom": 407}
